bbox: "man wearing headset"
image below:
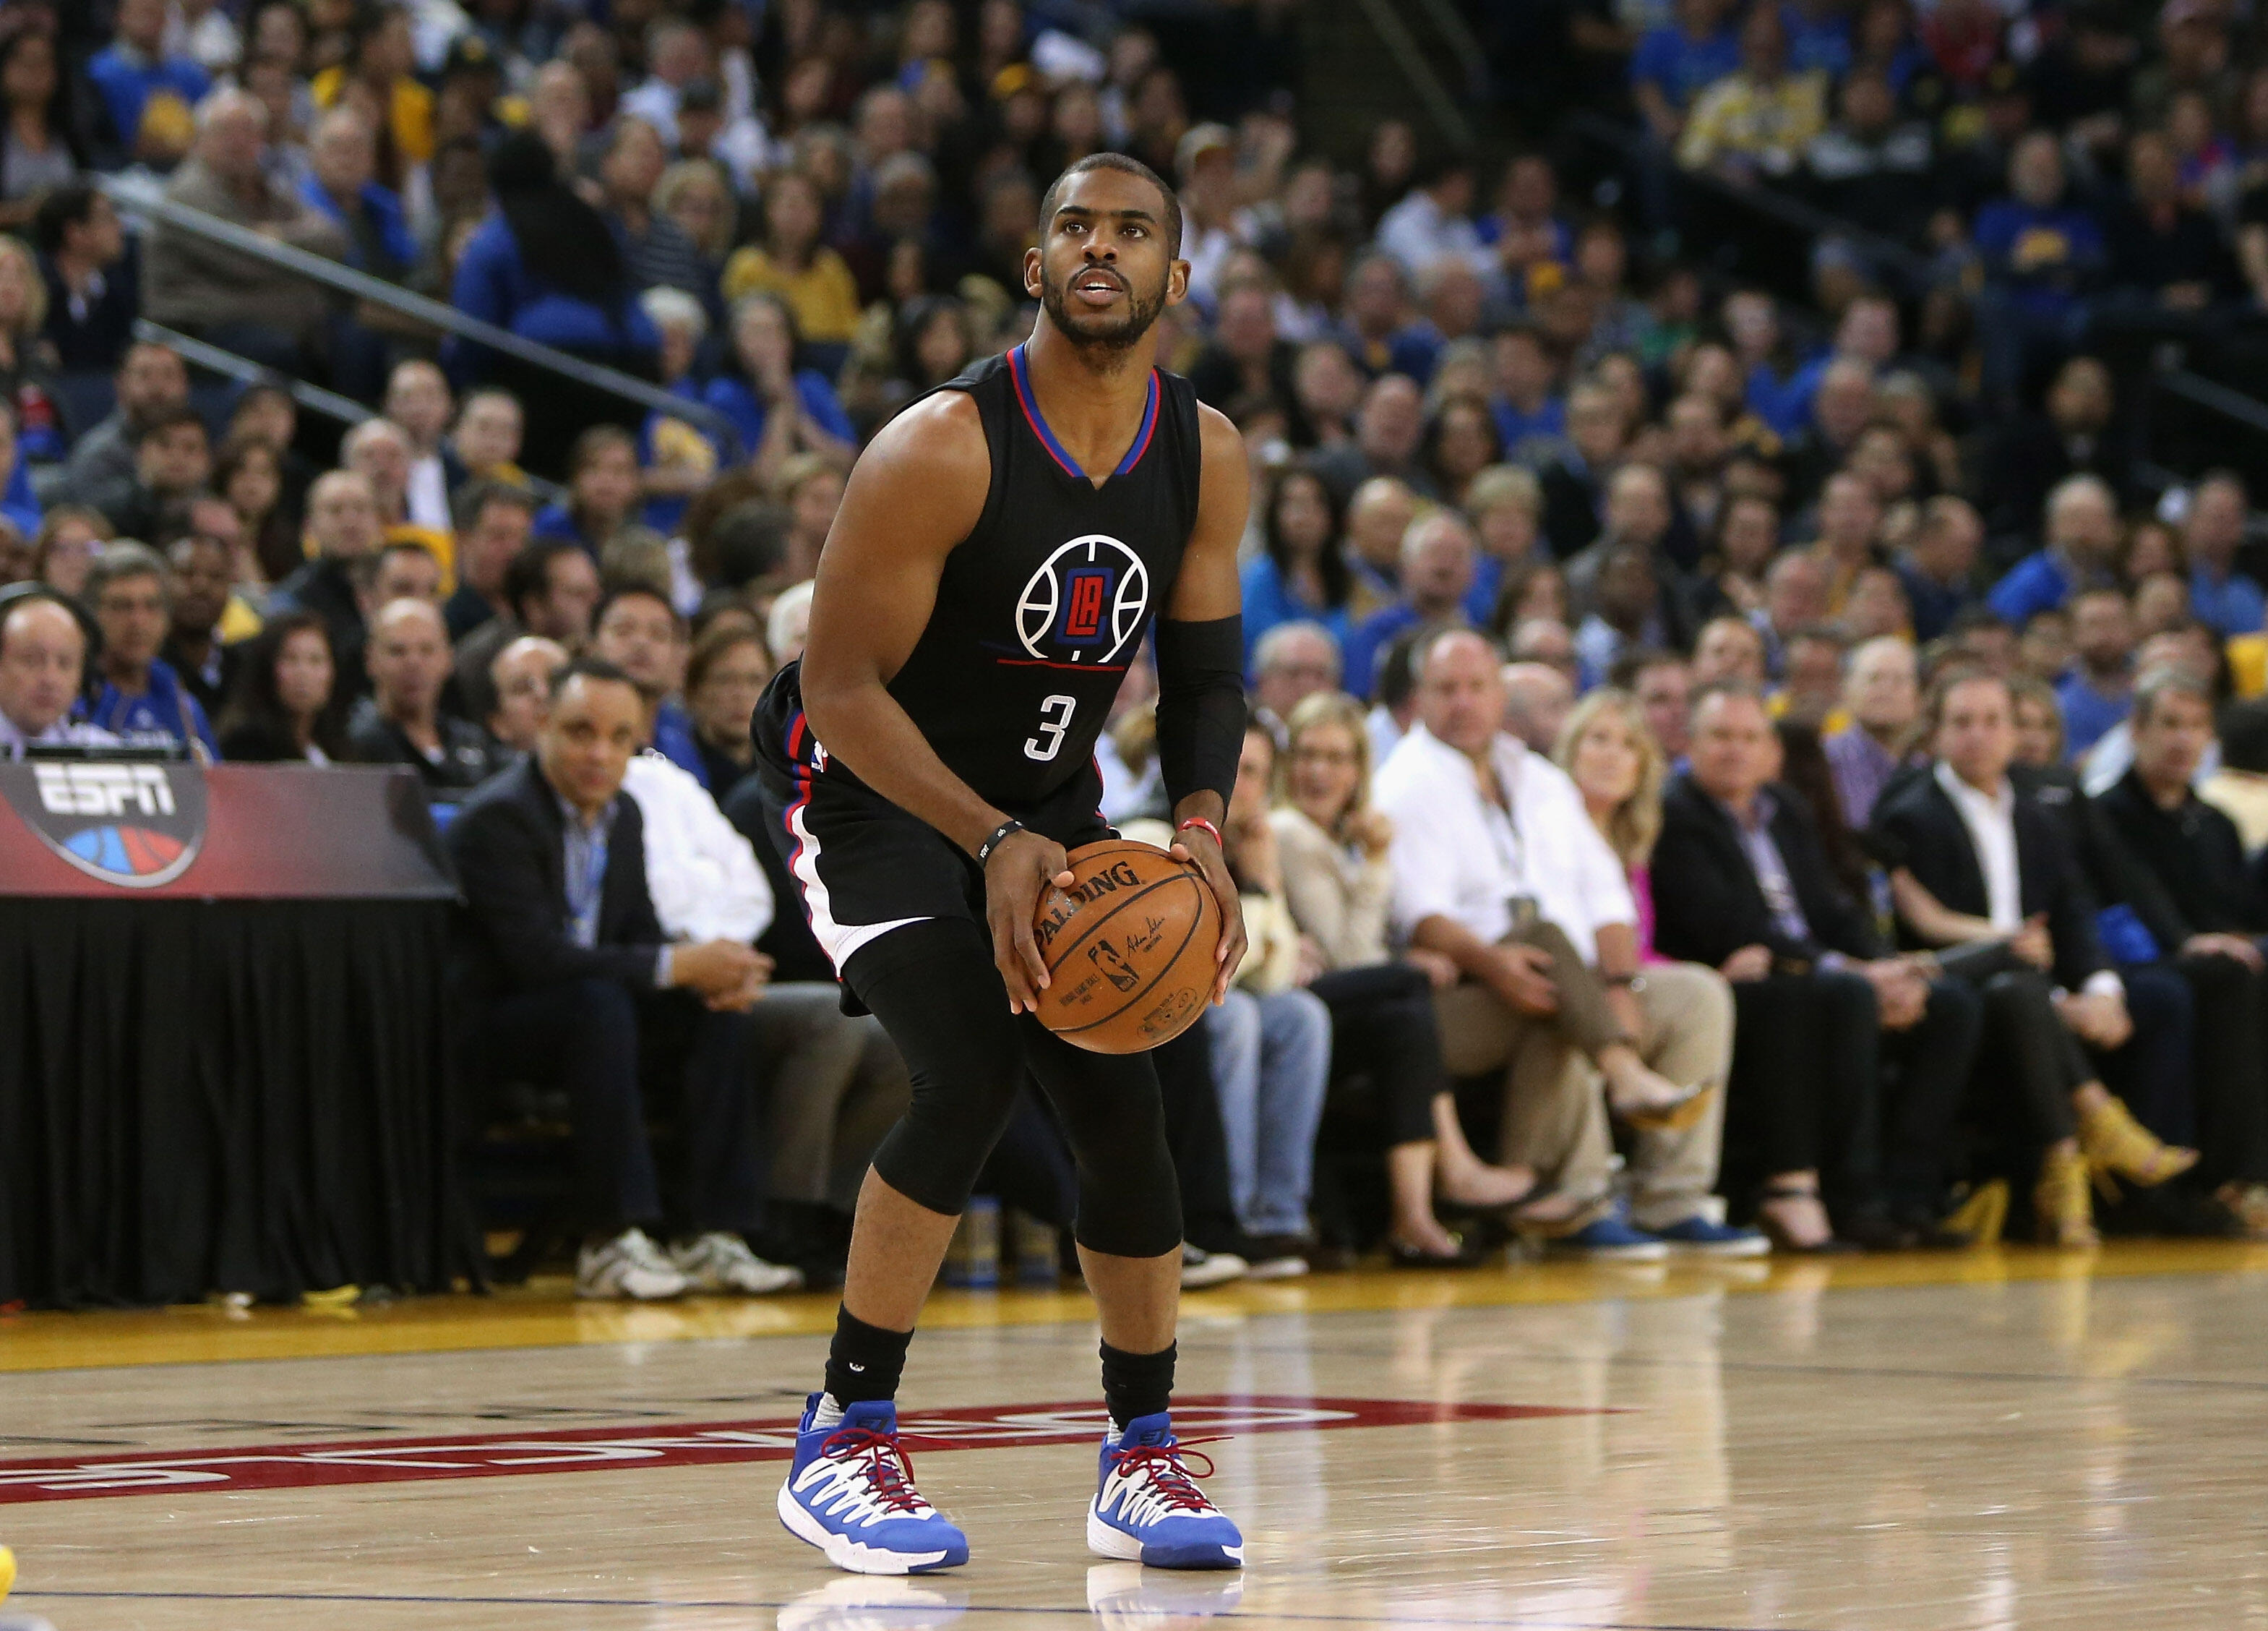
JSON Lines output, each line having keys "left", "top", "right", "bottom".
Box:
{"left": 0, "top": 590, "right": 119, "bottom": 758}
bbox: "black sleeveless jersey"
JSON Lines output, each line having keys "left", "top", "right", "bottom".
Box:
{"left": 867, "top": 343, "right": 1203, "bottom": 810}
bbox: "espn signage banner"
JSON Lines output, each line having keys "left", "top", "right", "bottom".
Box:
{"left": 0, "top": 763, "right": 458, "bottom": 900}
{"left": 8, "top": 759, "right": 208, "bottom": 887}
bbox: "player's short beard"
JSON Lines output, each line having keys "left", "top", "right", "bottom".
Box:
{"left": 1039, "top": 262, "right": 1169, "bottom": 362}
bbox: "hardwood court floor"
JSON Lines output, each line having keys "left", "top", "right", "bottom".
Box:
{"left": 5, "top": 1240, "right": 2268, "bottom": 1630}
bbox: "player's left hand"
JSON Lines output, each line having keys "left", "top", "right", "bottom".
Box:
{"left": 1172, "top": 826, "right": 1246, "bottom": 1005}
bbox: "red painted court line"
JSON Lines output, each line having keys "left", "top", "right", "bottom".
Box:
{"left": 0, "top": 1395, "right": 1606, "bottom": 1506}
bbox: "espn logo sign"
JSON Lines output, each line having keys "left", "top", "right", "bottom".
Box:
{"left": 34, "top": 763, "right": 177, "bottom": 818}
{"left": 2, "top": 758, "right": 207, "bottom": 887}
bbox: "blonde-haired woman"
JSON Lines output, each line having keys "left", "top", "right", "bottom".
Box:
{"left": 1558, "top": 690, "right": 1669, "bottom": 959}
{"left": 1271, "top": 690, "right": 1571, "bottom": 1261}
{"left": 1556, "top": 689, "right": 1760, "bottom": 1251}
{"left": 1463, "top": 463, "right": 1544, "bottom": 615}
{"left": 0, "top": 231, "right": 55, "bottom": 458}
{"left": 655, "top": 159, "right": 736, "bottom": 269}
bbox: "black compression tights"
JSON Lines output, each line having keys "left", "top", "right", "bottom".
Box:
{"left": 846, "top": 917, "right": 1185, "bottom": 1259}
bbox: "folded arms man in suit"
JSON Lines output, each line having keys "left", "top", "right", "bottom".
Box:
{"left": 448, "top": 658, "right": 801, "bottom": 1299}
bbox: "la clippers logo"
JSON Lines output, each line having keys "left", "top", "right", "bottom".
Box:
{"left": 1, "top": 761, "right": 207, "bottom": 887}
{"left": 1015, "top": 535, "right": 1148, "bottom": 664}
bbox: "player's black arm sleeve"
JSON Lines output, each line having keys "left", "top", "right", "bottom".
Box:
{"left": 1153, "top": 613, "right": 1245, "bottom": 813}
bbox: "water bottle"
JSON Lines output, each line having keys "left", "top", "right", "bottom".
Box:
{"left": 1011, "top": 1210, "right": 1060, "bottom": 1285}
{"left": 942, "top": 1195, "right": 1000, "bottom": 1288}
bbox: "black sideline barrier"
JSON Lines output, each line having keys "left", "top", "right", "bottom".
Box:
{"left": 0, "top": 762, "right": 478, "bottom": 1309}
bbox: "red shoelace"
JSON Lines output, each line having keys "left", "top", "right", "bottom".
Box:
{"left": 820, "top": 1426, "right": 927, "bottom": 1515}
{"left": 1107, "top": 1437, "right": 1221, "bottom": 1512}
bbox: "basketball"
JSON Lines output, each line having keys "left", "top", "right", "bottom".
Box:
{"left": 1029, "top": 839, "right": 1221, "bottom": 1053}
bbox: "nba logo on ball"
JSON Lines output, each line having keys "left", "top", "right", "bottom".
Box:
{"left": 2, "top": 760, "right": 208, "bottom": 887}
{"left": 1016, "top": 535, "right": 1147, "bottom": 664}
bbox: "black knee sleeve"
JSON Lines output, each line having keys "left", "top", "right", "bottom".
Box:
{"left": 1069, "top": 1108, "right": 1182, "bottom": 1259}
{"left": 1023, "top": 1026, "right": 1185, "bottom": 1258}
{"left": 848, "top": 920, "right": 1027, "bottom": 1217}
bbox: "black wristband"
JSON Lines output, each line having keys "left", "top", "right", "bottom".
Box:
{"left": 975, "top": 818, "right": 1025, "bottom": 865}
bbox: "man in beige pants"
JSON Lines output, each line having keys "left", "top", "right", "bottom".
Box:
{"left": 1373, "top": 630, "right": 1757, "bottom": 1257}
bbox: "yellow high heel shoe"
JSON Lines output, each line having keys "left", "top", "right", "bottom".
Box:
{"left": 1, "top": 1542, "right": 15, "bottom": 1602}
{"left": 1611, "top": 1081, "right": 1717, "bottom": 1134}
{"left": 1942, "top": 1179, "right": 2009, "bottom": 1246}
{"left": 2035, "top": 1146, "right": 2100, "bottom": 1249}
{"left": 2077, "top": 1096, "right": 2198, "bottom": 1189}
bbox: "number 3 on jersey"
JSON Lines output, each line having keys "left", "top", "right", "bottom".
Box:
{"left": 1024, "top": 694, "right": 1076, "bottom": 762}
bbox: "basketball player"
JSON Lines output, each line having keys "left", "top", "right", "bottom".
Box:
{"left": 752, "top": 154, "right": 1253, "bottom": 1575}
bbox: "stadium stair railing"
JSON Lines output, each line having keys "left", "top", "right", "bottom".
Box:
{"left": 96, "top": 172, "right": 744, "bottom": 466}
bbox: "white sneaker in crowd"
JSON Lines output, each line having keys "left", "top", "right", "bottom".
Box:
{"left": 575, "top": 1227, "right": 691, "bottom": 1300}
{"left": 1179, "top": 1244, "right": 1247, "bottom": 1289}
{"left": 671, "top": 1231, "right": 804, "bottom": 1295}
{"left": 1240, "top": 1235, "right": 1311, "bottom": 1280}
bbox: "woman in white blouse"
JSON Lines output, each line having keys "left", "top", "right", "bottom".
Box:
{"left": 1271, "top": 691, "right": 1572, "bottom": 1261}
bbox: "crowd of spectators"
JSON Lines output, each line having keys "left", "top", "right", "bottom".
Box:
{"left": 4, "top": 0, "right": 2268, "bottom": 1294}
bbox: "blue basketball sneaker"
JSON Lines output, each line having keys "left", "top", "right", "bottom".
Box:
{"left": 1086, "top": 1413, "right": 1244, "bottom": 1569}
{"left": 777, "top": 1395, "right": 970, "bottom": 1576}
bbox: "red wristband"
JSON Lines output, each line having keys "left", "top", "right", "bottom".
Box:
{"left": 1175, "top": 816, "right": 1223, "bottom": 849}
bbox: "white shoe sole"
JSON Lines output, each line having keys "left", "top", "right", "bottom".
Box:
{"left": 777, "top": 1478, "right": 961, "bottom": 1575}
{"left": 686, "top": 1271, "right": 806, "bottom": 1295}
{"left": 1086, "top": 1502, "right": 1245, "bottom": 1567}
{"left": 1667, "top": 1236, "right": 1772, "bottom": 1257}
{"left": 1086, "top": 1504, "right": 1146, "bottom": 1562}
{"left": 1180, "top": 1267, "right": 1245, "bottom": 1289}
{"left": 671, "top": 1252, "right": 807, "bottom": 1295}
{"left": 573, "top": 1277, "right": 687, "bottom": 1300}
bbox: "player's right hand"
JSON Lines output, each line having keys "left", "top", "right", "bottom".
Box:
{"left": 984, "top": 829, "right": 1073, "bottom": 1015}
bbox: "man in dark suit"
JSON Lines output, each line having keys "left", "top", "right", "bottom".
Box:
{"left": 1872, "top": 667, "right": 2198, "bottom": 1246}
{"left": 1653, "top": 682, "right": 1981, "bottom": 1249}
{"left": 1534, "top": 379, "right": 1623, "bottom": 559}
{"left": 35, "top": 181, "right": 138, "bottom": 380}
{"left": 448, "top": 658, "right": 801, "bottom": 1301}
{"left": 267, "top": 469, "right": 383, "bottom": 697}
{"left": 346, "top": 599, "right": 501, "bottom": 798}
{"left": 2089, "top": 666, "right": 2268, "bottom": 1234}
{"left": 1968, "top": 354, "right": 2132, "bottom": 570}
{"left": 160, "top": 529, "right": 244, "bottom": 722}
{"left": 451, "top": 539, "right": 603, "bottom": 724}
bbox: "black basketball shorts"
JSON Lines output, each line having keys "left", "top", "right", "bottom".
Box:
{"left": 751, "top": 674, "right": 1112, "bottom": 1006}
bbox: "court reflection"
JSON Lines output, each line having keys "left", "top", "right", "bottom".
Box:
{"left": 773, "top": 1575, "right": 969, "bottom": 1630}
{"left": 1084, "top": 1562, "right": 1242, "bottom": 1627}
